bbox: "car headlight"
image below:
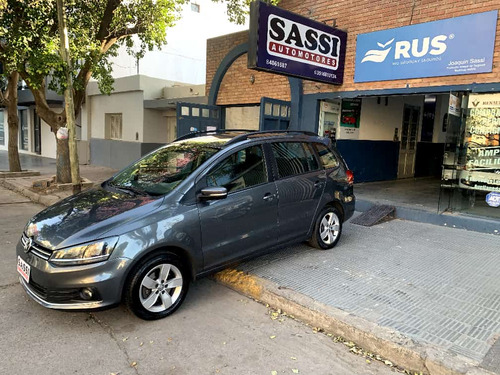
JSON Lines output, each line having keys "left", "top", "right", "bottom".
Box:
{"left": 50, "top": 237, "right": 119, "bottom": 266}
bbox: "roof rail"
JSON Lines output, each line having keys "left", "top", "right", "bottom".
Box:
{"left": 225, "top": 130, "right": 319, "bottom": 145}
{"left": 174, "top": 129, "right": 254, "bottom": 142}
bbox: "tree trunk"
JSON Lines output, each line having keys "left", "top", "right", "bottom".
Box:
{"left": 55, "top": 135, "right": 71, "bottom": 183}
{"left": 6, "top": 72, "right": 22, "bottom": 172}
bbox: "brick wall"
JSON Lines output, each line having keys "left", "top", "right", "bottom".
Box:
{"left": 206, "top": 0, "right": 500, "bottom": 106}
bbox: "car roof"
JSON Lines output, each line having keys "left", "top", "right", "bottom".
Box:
{"left": 174, "top": 130, "right": 330, "bottom": 148}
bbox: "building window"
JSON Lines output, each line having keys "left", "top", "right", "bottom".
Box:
{"left": 0, "top": 110, "right": 4, "bottom": 146}
{"left": 105, "top": 113, "right": 123, "bottom": 140}
{"left": 191, "top": 3, "right": 200, "bottom": 12}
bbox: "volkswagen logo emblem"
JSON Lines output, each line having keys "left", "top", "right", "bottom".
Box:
{"left": 23, "top": 237, "right": 32, "bottom": 253}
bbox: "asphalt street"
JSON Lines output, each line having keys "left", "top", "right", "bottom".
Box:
{"left": 0, "top": 185, "right": 395, "bottom": 375}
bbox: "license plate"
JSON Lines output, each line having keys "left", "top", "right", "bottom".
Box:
{"left": 17, "top": 256, "right": 30, "bottom": 283}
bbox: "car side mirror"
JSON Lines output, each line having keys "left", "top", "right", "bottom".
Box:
{"left": 199, "top": 187, "right": 228, "bottom": 200}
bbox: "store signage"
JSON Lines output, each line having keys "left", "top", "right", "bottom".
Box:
{"left": 354, "top": 10, "right": 498, "bottom": 82}
{"left": 339, "top": 99, "right": 361, "bottom": 139}
{"left": 459, "top": 94, "right": 500, "bottom": 192}
{"left": 448, "top": 94, "right": 461, "bottom": 117}
{"left": 248, "top": 1, "right": 347, "bottom": 84}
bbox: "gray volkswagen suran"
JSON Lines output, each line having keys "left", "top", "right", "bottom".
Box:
{"left": 17, "top": 130, "right": 355, "bottom": 320}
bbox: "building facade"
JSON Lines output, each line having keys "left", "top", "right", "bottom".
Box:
{"left": 204, "top": 0, "right": 500, "bottom": 220}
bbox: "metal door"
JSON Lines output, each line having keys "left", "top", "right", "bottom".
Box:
{"left": 176, "top": 102, "right": 222, "bottom": 138}
{"left": 260, "top": 97, "right": 290, "bottom": 130}
{"left": 398, "top": 105, "right": 420, "bottom": 178}
{"left": 196, "top": 145, "right": 278, "bottom": 271}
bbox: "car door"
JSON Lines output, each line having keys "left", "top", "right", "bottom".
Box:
{"left": 271, "top": 141, "right": 325, "bottom": 244}
{"left": 197, "top": 144, "right": 278, "bottom": 271}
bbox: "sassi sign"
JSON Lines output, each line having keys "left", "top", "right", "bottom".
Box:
{"left": 248, "top": 1, "right": 347, "bottom": 85}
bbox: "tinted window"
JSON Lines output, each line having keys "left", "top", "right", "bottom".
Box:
{"left": 207, "top": 146, "right": 267, "bottom": 193}
{"left": 315, "top": 143, "right": 340, "bottom": 169}
{"left": 272, "top": 142, "right": 319, "bottom": 178}
{"left": 109, "top": 143, "right": 220, "bottom": 195}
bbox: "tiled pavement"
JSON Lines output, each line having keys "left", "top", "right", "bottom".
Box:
{"left": 238, "top": 216, "right": 500, "bottom": 372}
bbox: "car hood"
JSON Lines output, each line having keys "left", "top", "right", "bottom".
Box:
{"left": 26, "top": 187, "right": 164, "bottom": 250}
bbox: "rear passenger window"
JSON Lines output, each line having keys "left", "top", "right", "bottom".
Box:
{"left": 315, "top": 144, "right": 340, "bottom": 169}
{"left": 272, "top": 142, "right": 319, "bottom": 178}
{"left": 206, "top": 145, "right": 267, "bottom": 193}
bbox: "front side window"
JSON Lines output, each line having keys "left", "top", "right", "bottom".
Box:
{"left": 206, "top": 145, "right": 267, "bottom": 193}
{"left": 109, "top": 143, "right": 220, "bottom": 196}
{"left": 315, "top": 143, "right": 340, "bottom": 169}
{"left": 272, "top": 142, "right": 319, "bottom": 178}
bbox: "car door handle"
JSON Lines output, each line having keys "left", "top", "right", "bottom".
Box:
{"left": 263, "top": 193, "right": 276, "bottom": 202}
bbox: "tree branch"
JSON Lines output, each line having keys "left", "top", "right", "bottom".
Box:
{"left": 97, "top": 0, "right": 121, "bottom": 41}
{"left": 19, "top": 72, "right": 66, "bottom": 131}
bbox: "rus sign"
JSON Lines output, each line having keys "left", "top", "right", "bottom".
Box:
{"left": 354, "top": 10, "right": 498, "bottom": 83}
{"left": 248, "top": 1, "right": 347, "bottom": 85}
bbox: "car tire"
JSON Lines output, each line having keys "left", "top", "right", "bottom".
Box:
{"left": 308, "top": 206, "right": 343, "bottom": 250}
{"left": 124, "top": 253, "right": 189, "bottom": 320}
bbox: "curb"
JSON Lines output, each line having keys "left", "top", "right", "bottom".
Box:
{"left": 356, "top": 199, "right": 500, "bottom": 236}
{"left": 214, "top": 269, "right": 496, "bottom": 375}
{"left": 0, "top": 179, "right": 60, "bottom": 207}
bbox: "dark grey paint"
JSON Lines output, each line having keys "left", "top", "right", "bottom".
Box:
{"left": 18, "top": 132, "right": 355, "bottom": 310}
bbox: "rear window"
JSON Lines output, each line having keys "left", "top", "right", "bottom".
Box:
{"left": 272, "top": 142, "right": 319, "bottom": 178}
{"left": 314, "top": 143, "right": 340, "bottom": 169}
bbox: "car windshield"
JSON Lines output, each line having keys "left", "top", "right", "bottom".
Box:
{"left": 107, "top": 142, "right": 221, "bottom": 196}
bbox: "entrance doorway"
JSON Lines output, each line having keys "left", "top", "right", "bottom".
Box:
{"left": 398, "top": 105, "right": 420, "bottom": 178}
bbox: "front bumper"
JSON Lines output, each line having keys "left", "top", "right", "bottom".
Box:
{"left": 17, "top": 240, "right": 133, "bottom": 310}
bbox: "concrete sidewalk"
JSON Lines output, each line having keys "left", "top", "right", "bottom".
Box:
{"left": 216, "top": 217, "right": 500, "bottom": 375}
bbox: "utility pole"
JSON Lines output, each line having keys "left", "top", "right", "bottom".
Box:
{"left": 56, "top": 0, "right": 81, "bottom": 194}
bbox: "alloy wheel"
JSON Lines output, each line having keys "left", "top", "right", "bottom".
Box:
{"left": 139, "top": 263, "right": 183, "bottom": 313}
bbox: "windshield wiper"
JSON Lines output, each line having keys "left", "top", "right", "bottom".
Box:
{"left": 108, "top": 182, "right": 148, "bottom": 196}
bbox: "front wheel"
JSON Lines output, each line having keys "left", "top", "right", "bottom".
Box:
{"left": 125, "top": 253, "right": 189, "bottom": 320}
{"left": 309, "top": 207, "right": 343, "bottom": 250}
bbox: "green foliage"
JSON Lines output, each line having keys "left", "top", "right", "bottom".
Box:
{"left": 0, "top": 0, "right": 263, "bottom": 102}
{"left": 0, "top": 0, "right": 186, "bottom": 97}
{"left": 213, "top": 0, "right": 280, "bottom": 25}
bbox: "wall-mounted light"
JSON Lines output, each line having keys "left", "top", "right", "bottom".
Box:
{"left": 249, "top": 74, "right": 255, "bottom": 84}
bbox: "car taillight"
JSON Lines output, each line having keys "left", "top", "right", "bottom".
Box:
{"left": 346, "top": 170, "right": 354, "bottom": 185}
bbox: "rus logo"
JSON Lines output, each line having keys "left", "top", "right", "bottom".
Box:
{"left": 362, "top": 35, "right": 448, "bottom": 63}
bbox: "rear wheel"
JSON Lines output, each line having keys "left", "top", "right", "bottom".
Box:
{"left": 309, "top": 206, "right": 342, "bottom": 250}
{"left": 125, "top": 253, "right": 189, "bottom": 320}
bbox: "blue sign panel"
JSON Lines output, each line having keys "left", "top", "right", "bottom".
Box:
{"left": 248, "top": 1, "right": 347, "bottom": 85}
{"left": 354, "top": 11, "right": 498, "bottom": 83}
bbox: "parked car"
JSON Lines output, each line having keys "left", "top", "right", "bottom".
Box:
{"left": 17, "top": 130, "right": 355, "bottom": 320}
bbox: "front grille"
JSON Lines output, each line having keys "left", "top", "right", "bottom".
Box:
{"left": 21, "top": 233, "right": 53, "bottom": 261}
{"left": 29, "top": 279, "right": 48, "bottom": 299}
{"left": 29, "top": 278, "right": 82, "bottom": 302}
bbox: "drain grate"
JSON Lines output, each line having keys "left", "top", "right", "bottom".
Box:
{"left": 351, "top": 205, "right": 395, "bottom": 227}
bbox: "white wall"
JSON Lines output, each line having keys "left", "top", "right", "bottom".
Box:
{"left": 359, "top": 96, "right": 424, "bottom": 141}
{"left": 109, "top": 0, "right": 247, "bottom": 84}
{"left": 143, "top": 109, "right": 168, "bottom": 143}
{"left": 226, "top": 106, "right": 260, "bottom": 130}
{"left": 40, "top": 116, "right": 57, "bottom": 159}
{"left": 90, "top": 91, "right": 144, "bottom": 142}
